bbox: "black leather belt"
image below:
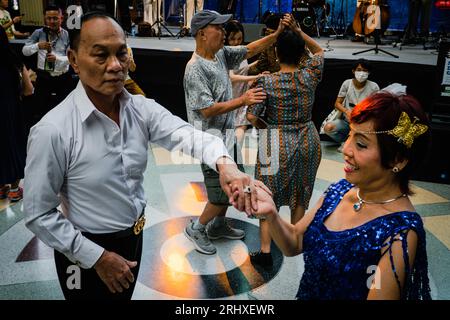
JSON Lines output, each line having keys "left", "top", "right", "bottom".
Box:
{"left": 82, "top": 211, "right": 146, "bottom": 240}
{"left": 36, "top": 69, "right": 68, "bottom": 79}
{"left": 132, "top": 212, "right": 146, "bottom": 236}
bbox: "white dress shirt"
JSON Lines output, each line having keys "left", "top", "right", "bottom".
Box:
{"left": 24, "top": 81, "right": 230, "bottom": 268}
{"left": 22, "top": 27, "right": 70, "bottom": 76}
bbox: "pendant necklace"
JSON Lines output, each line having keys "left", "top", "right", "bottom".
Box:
{"left": 353, "top": 189, "right": 407, "bottom": 212}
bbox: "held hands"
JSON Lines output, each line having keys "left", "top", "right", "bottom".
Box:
{"left": 275, "top": 14, "right": 299, "bottom": 36}
{"left": 217, "top": 157, "right": 257, "bottom": 215}
{"left": 284, "top": 13, "right": 302, "bottom": 35}
{"left": 231, "top": 180, "right": 277, "bottom": 219}
{"left": 242, "top": 87, "right": 266, "bottom": 106}
{"left": 94, "top": 250, "right": 137, "bottom": 294}
{"left": 274, "top": 14, "right": 289, "bottom": 36}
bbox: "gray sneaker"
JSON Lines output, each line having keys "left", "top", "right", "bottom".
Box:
{"left": 206, "top": 219, "right": 245, "bottom": 240}
{"left": 184, "top": 220, "right": 217, "bottom": 255}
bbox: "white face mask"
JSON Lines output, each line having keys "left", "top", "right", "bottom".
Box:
{"left": 355, "top": 71, "right": 369, "bottom": 83}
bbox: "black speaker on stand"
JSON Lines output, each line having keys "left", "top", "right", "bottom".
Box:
{"left": 414, "top": 41, "right": 450, "bottom": 184}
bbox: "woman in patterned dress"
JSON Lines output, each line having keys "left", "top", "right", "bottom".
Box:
{"left": 246, "top": 20, "right": 323, "bottom": 267}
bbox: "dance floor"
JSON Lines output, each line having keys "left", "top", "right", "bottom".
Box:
{"left": 1, "top": 137, "right": 449, "bottom": 300}
{"left": 3, "top": 33, "right": 448, "bottom": 300}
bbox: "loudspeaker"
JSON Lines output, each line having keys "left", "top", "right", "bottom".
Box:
{"left": 432, "top": 41, "right": 450, "bottom": 125}
{"left": 138, "top": 22, "right": 155, "bottom": 37}
{"left": 242, "top": 23, "right": 265, "bottom": 43}
{"left": 413, "top": 126, "right": 450, "bottom": 184}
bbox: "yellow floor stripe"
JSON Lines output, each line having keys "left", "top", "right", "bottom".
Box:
{"left": 410, "top": 185, "right": 449, "bottom": 205}
{"left": 0, "top": 199, "right": 9, "bottom": 212}
{"left": 316, "top": 158, "right": 345, "bottom": 182}
{"left": 423, "top": 215, "right": 450, "bottom": 250}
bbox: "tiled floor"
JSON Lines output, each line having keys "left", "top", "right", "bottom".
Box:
{"left": 0, "top": 136, "right": 449, "bottom": 300}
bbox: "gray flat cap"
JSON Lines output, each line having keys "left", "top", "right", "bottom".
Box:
{"left": 190, "top": 10, "right": 232, "bottom": 36}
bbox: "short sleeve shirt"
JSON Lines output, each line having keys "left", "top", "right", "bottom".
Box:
{"left": 338, "top": 79, "right": 380, "bottom": 109}
{"left": 0, "top": 9, "right": 15, "bottom": 40}
{"left": 184, "top": 45, "right": 247, "bottom": 146}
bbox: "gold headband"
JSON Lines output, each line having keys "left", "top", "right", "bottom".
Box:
{"left": 352, "top": 111, "right": 428, "bottom": 148}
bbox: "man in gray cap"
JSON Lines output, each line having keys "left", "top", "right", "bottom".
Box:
{"left": 183, "top": 10, "right": 291, "bottom": 255}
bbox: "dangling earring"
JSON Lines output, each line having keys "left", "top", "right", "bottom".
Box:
{"left": 392, "top": 167, "right": 399, "bottom": 173}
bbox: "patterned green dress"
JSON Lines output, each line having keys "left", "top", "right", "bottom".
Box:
{"left": 247, "top": 55, "right": 323, "bottom": 211}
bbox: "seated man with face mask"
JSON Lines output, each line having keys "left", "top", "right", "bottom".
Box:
{"left": 321, "top": 59, "right": 379, "bottom": 152}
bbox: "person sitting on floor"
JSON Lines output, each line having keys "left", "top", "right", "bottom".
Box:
{"left": 321, "top": 59, "right": 379, "bottom": 152}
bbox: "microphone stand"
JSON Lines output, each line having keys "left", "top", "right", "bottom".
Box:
{"left": 150, "top": 0, "right": 175, "bottom": 39}
{"left": 352, "top": 29, "right": 399, "bottom": 58}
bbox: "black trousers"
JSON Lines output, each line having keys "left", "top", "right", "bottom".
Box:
{"left": 54, "top": 230, "right": 143, "bottom": 300}
{"left": 105, "top": 0, "right": 132, "bottom": 32}
{"left": 405, "top": 0, "right": 432, "bottom": 38}
{"left": 33, "top": 71, "right": 75, "bottom": 124}
{"left": 218, "top": 0, "right": 237, "bottom": 15}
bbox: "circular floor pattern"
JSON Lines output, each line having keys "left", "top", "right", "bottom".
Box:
{"left": 138, "top": 216, "right": 283, "bottom": 299}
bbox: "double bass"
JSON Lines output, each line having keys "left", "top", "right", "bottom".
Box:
{"left": 352, "top": 0, "right": 390, "bottom": 37}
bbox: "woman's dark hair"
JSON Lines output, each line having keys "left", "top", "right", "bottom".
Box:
{"left": 275, "top": 29, "right": 305, "bottom": 66}
{"left": 350, "top": 91, "right": 431, "bottom": 195}
{"left": 0, "top": 27, "right": 23, "bottom": 89}
{"left": 224, "top": 20, "right": 244, "bottom": 45}
{"left": 263, "top": 12, "right": 282, "bottom": 30}
{"left": 352, "top": 58, "right": 373, "bottom": 72}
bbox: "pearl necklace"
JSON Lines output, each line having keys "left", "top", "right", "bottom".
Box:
{"left": 353, "top": 189, "right": 407, "bottom": 212}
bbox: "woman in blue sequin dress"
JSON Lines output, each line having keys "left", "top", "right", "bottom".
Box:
{"left": 245, "top": 91, "right": 432, "bottom": 300}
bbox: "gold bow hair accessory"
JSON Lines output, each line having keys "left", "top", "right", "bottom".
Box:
{"left": 352, "top": 111, "right": 428, "bottom": 148}
{"left": 388, "top": 112, "right": 428, "bottom": 148}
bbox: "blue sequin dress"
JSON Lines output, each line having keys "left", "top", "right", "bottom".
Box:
{"left": 297, "top": 179, "right": 431, "bottom": 300}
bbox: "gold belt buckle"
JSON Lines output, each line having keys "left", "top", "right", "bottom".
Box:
{"left": 133, "top": 215, "right": 146, "bottom": 235}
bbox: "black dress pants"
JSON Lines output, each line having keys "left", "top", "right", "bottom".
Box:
{"left": 54, "top": 230, "right": 143, "bottom": 300}
{"left": 105, "top": 0, "right": 132, "bottom": 32}
{"left": 33, "top": 71, "right": 75, "bottom": 124}
{"left": 218, "top": 0, "right": 237, "bottom": 15}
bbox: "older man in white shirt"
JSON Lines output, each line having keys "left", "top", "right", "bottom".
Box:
{"left": 24, "top": 12, "right": 257, "bottom": 300}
